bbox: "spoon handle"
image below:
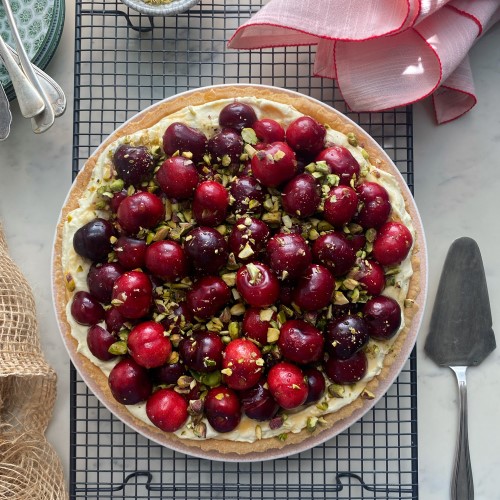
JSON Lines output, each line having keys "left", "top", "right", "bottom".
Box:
{"left": 450, "top": 366, "right": 474, "bottom": 500}
{"left": 1, "top": 0, "right": 55, "bottom": 132}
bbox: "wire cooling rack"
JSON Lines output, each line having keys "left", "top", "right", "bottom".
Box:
{"left": 71, "top": 1, "right": 418, "bottom": 498}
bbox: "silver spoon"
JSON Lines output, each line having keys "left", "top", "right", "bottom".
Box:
{"left": 0, "top": 81, "right": 11, "bottom": 140}
{"left": 0, "top": 34, "right": 45, "bottom": 118}
{"left": 1, "top": 0, "right": 55, "bottom": 133}
{"left": 6, "top": 44, "right": 66, "bottom": 117}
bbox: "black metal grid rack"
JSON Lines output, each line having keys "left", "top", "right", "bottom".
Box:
{"left": 71, "top": 1, "right": 418, "bottom": 498}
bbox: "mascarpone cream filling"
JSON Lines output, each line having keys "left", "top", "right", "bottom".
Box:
{"left": 61, "top": 97, "right": 415, "bottom": 442}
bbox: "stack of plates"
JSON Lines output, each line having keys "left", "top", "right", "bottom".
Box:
{"left": 0, "top": 0, "right": 65, "bottom": 101}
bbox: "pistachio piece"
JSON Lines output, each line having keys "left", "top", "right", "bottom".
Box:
{"left": 167, "top": 351, "right": 180, "bottom": 364}
{"left": 255, "top": 425, "right": 263, "bottom": 440}
{"left": 65, "top": 272, "right": 76, "bottom": 292}
{"left": 230, "top": 303, "right": 246, "bottom": 316}
{"left": 333, "top": 291, "right": 349, "bottom": 306}
{"left": 238, "top": 242, "right": 255, "bottom": 260}
{"left": 193, "top": 422, "right": 207, "bottom": 438}
{"left": 347, "top": 132, "right": 358, "bottom": 147}
{"left": 108, "top": 341, "right": 128, "bottom": 356}
{"left": 267, "top": 327, "right": 280, "bottom": 344}
{"left": 259, "top": 309, "right": 274, "bottom": 322}
{"left": 328, "top": 384, "right": 346, "bottom": 398}
{"left": 177, "top": 375, "right": 194, "bottom": 389}
{"left": 188, "top": 399, "right": 204, "bottom": 416}
{"left": 228, "top": 321, "right": 240, "bottom": 339}
{"left": 306, "top": 416, "right": 319, "bottom": 432}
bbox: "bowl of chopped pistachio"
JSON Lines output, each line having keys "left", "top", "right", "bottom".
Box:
{"left": 121, "top": 0, "right": 199, "bottom": 16}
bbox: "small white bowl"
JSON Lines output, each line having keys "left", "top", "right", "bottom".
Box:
{"left": 121, "top": 0, "right": 199, "bottom": 16}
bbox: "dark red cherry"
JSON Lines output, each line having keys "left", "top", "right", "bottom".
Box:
{"left": 323, "top": 185, "right": 358, "bottom": 227}
{"left": 108, "top": 358, "right": 152, "bottom": 405}
{"left": 127, "top": 321, "right": 172, "bottom": 369}
{"left": 184, "top": 226, "right": 229, "bottom": 275}
{"left": 192, "top": 181, "right": 229, "bottom": 226}
{"left": 105, "top": 306, "right": 128, "bottom": 335}
{"left": 236, "top": 262, "right": 280, "bottom": 308}
{"left": 278, "top": 319, "right": 324, "bottom": 364}
{"left": 312, "top": 232, "right": 356, "bottom": 277}
{"left": 163, "top": 122, "right": 208, "bottom": 163}
{"left": 286, "top": 116, "right": 326, "bottom": 156}
{"left": 161, "top": 300, "right": 193, "bottom": 336}
{"left": 222, "top": 338, "right": 263, "bottom": 390}
{"left": 178, "top": 331, "right": 224, "bottom": 373}
{"left": 253, "top": 118, "right": 285, "bottom": 143}
{"left": 266, "top": 233, "right": 312, "bottom": 281}
{"left": 251, "top": 142, "right": 297, "bottom": 188}
{"left": 114, "top": 236, "right": 147, "bottom": 270}
{"left": 87, "top": 325, "right": 117, "bottom": 361}
{"left": 110, "top": 190, "right": 128, "bottom": 213}
{"left": 146, "top": 388, "right": 189, "bottom": 432}
{"left": 208, "top": 128, "right": 244, "bottom": 165}
{"left": 355, "top": 182, "right": 391, "bottom": 229}
{"left": 219, "top": 102, "right": 257, "bottom": 131}
{"left": 229, "top": 176, "right": 265, "bottom": 216}
{"left": 186, "top": 276, "right": 231, "bottom": 319}
{"left": 151, "top": 361, "right": 187, "bottom": 385}
{"left": 87, "top": 262, "right": 124, "bottom": 304}
{"left": 113, "top": 144, "right": 154, "bottom": 187}
{"left": 240, "top": 380, "right": 280, "bottom": 421}
{"left": 73, "top": 218, "right": 115, "bottom": 263}
{"left": 242, "top": 307, "right": 276, "bottom": 346}
{"left": 325, "top": 315, "right": 369, "bottom": 360}
{"left": 267, "top": 362, "right": 308, "bottom": 410}
{"left": 292, "top": 264, "right": 335, "bottom": 311}
{"left": 349, "top": 234, "right": 366, "bottom": 253}
{"left": 324, "top": 350, "right": 368, "bottom": 385}
{"left": 156, "top": 156, "right": 199, "bottom": 200}
{"left": 228, "top": 217, "right": 270, "bottom": 262}
{"left": 71, "top": 291, "right": 105, "bottom": 326}
{"left": 117, "top": 192, "right": 165, "bottom": 234}
{"left": 352, "top": 259, "right": 385, "bottom": 296}
{"left": 111, "top": 270, "right": 152, "bottom": 319}
{"left": 304, "top": 367, "right": 326, "bottom": 404}
{"left": 145, "top": 240, "right": 187, "bottom": 282}
{"left": 315, "top": 145, "right": 360, "bottom": 185}
{"left": 205, "top": 386, "right": 242, "bottom": 432}
{"left": 281, "top": 173, "right": 321, "bottom": 218}
{"left": 363, "top": 296, "right": 402, "bottom": 339}
{"left": 372, "top": 221, "right": 413, "bottom": 266}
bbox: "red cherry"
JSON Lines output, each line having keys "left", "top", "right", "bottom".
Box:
{"left": 178, "top": 331, "right": 224, "bottom": 373}
{"left": 114, "top": 236, "right": 147, "bottom": 270}
{"left": 315, "top": 145, "right": 360, "bottom": 185}
{"left": 186, "top": 276, "right": 231, "bottom": 319}
{"left": 208, "top": 128, "right": 244, "bottom": 165}
{"left": 192, "top": 181, "right": 229, "bottom": 226}
{"left": 117, "top": 192, "right": 165, "bottom": 234}
{"left": 372, "top": 221, "right": 413, "bottom": 266}
{"left": 105, "top": 306, "right": 128, "bottom": 334}
{"left": 363, "top": 295, "right": 402, "bottom": 339}
{"left": 281, "top": 173, "right": 321, "bottom": 218}
{"left": 146, "top": 388, "right": 188, "bottom": 432}
{"left": 355, "top": 182, "right": 391, "bottom": 229}
{"left": 324, "top": 350, "right": 368, "bottom": 385}
{"left": 222, "top": 338, "right": 263, "bottom": 390}
{"left": 151, "top": 361, "right": 187, "bottom": 386}
{"left": 236, "top": 262, "right": 280, "bottom": 308}
{"left": 156, "top": 156, "right": 199, "bottom": 200}
{"left": 87, "top": 262, "right": 124, "bottom": 304}
{"left": 228, "top": 217, "right": 270, "bottom": 262}
{"left": 253, "top": 118, "right": 285, "bottom": 143}
{"left": 111, "top": 271, "right": 152, "bottom": 319}
{"left": 127, "top": 321, "right": 171, "bottom": 369}
{"left": 110, "top": 190, "right": 128, "bottom": 213}
{"left": 286, "top": 116, "right": 326, "bottom": 156}
{"left": 229, "top": 176, "right": 265, "bottom": 216}
{"left": 349, "top": 234, "right": 366, "bottom": 253}
{"left": 266, "top": 233, "right": 312, "bottom": 281}
{"left": 204, "top": 386, "right": 242, "bottom": 433}
{"left": 184, "top": 226, "right": 229, "bottom": 275}
{"left": 87, "top": 325, "right": 117, "bottom": 361}
{"left": 312, "top": 232, "right": 356, "bottom": 277}
{"left": 292, "top": 264, "right": 335, "bottom": 311}
{"left": 323, "top": 185, "right": 358, "bottom": 227}
{"left": 251, "top": 142, "right": 297, "bottom": 187}
{"left": 242, "top": 307, "right": 276, "bottom": 346}
{"left": 219, "top": 102, "right": 257, "bottom": 131}
{"left": 113, "top": 144, "right": 154, "bottom": 187}
{"left": 108, "top": 358, "right": 152, "bottom": 405}
{"left": 163, "top": 122, "right": 208, "bottom": 163}
{"left": 240, "top": 380, "right": 280, "bottom": 421}
{"left": 267, "top": 362, "right": 308, "bottom": 410}
{"left": 325, "top": 315, "right": 369, "bottom": 360}
{"left": 73, "top": 218, "right": 115, "bottom": 263}
{"left": 71, "top": 291, "right": 105, "bottom": 326}
{"left": 278, "top": 319, "right": 324, "bottom": 365}
{"left": 145, "top": 240, "right": 188, "bottom": 282}
{"left": 303, "top": 367, "right": 326, "bottom": 404}
{"left": 352, "top": 259, "right": 385, "bottom": 296}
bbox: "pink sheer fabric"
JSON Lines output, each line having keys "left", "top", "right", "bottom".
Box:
{"left": 228, "top": 0, "right": 500, "bottom": 124}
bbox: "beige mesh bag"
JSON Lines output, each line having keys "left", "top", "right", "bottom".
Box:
{"left": 0, "top": 223, "right": 67, "bottom": 499}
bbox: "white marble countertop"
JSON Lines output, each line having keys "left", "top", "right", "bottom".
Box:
{"left": 1, "top": 3, "right": 499, "bottom": 496}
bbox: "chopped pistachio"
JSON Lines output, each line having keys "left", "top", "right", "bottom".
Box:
{"left": 188, "top": 399, "right": 204, "bottom": 415}
{"left": 241, "top": 127, "right": 258, "bottom": 145}
{"left": 259, "top": 309, "right": 274, "bottom": 322}
{"left": 306, "top": 416, "right": 319, "bottom": 432}
{"left": 215, "top": 224, "right": 227, "bottom": 236}
{"left": 167, "top": 351, "right": 179, "bottom": 364}
{"left": 365, "top": 228, "right": 377, "bottom": 243}
{"left": 65, "top": 272, "right": 76, "bottom": 292}
{"left": 385, "top": 266, "right": 401, "bottom": 276}
{"left": 361, "top": 148, "right": 369, "bottom": 160}
{"left": 177, "top": 375, "right": 194, "bottom": 389}
{"left": 334, "top": 291, "right": 349, "bottom": 306}
{"left": 255, "top": 358, "right": 265, "bottom": 367}
{"left": 316, "top": 401, "right": 329, "bottom": 412}
{"left": 328, "top": 384, "right": 346, "bottom": 398}
{"left": 262, "top": 211, "right": 282, "bottom": 225}
{"left": 317, "top": 220, "right": 334, "bottom": 232}
{"left": 230, "top": 303, "right": 246, "bottom": 316}
{"left": 346, "top": 132, "right": 358, "bottom": 147}
{"left": 343, "top": 278, "right": 359, "bottom": 290}
{"left": 238, "top": 242, "right": 255, "bottom": 260}
{"left": 170, "top": 333, "right": 182, "bottom": 348}
{"left": 267, "top": 327, "right": 280, "bottom": 344}
{"left": 277, "top": 310, "right": 287, "bottom": 326}
{"left": 193, "top": 422, "right": 207, "bottom": 438}
{"left": 228, "top": 322, "right": 240, "bottom": 339}
{"left": 108, "top": 341, "right": 128, "bottom": 356}
{"left": 221, "top": 367, "right": 233, "bottom": 376}
{"left": 277, "top": 433, "right": 288, "bottom": 442}
{"left": 255, "top": 425, "right": 262, "bottom": 440}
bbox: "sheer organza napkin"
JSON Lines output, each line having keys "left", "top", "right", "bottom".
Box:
{"left": 228, "top": 0, "right": 500, "bottom": 123}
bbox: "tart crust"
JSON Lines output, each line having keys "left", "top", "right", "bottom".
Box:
{"left": 53, "top": 85, "right": 423, "bottom": 458}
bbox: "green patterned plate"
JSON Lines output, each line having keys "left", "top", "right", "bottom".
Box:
{"left": 0, "top": 0, "right": 65, "bottom": 100}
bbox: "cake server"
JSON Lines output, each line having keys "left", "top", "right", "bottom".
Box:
{"left": 425, "top": 237, "right": 496, "bottom": 500}
{"left": 0, "top": 81, "right": 11, "bottom": 140}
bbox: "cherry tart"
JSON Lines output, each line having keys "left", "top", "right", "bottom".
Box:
{"left": 54, "top": 86, "right": 421, "bottom": 457}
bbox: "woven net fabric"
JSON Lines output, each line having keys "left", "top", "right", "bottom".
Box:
{"left": 0, "top": 223, "right": 67, "bottom": 500}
